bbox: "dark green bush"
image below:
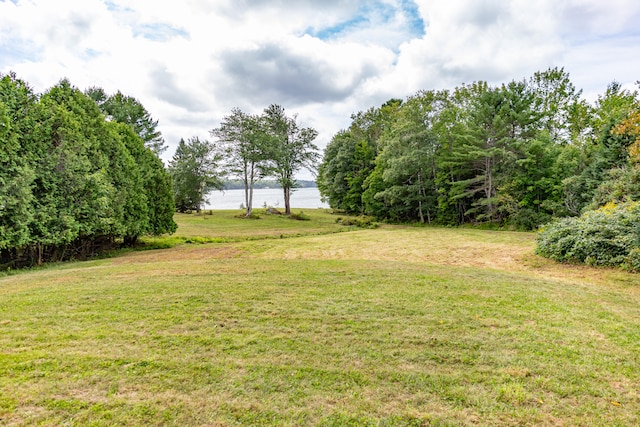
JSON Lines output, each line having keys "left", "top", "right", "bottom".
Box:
{"left": 289, "top": 211, "right": 311, "bottom": 221}
{"left": 536, "top": 202, "right": 640, "bottom": 270}
{"left": 336, "top": 215, "right": 379, "bottom": 229}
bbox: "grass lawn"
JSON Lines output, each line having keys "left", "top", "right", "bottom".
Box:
{"left": 1, "top": 210, "right": 639, "bottom": 426}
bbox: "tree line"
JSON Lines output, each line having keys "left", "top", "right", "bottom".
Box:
{"left": 222, "top": 180, "right": 317, "bottom": 190}
{"left": 169, "top": 104, "right": 319, "bottom": 216}
{"left": 317, "top": 68, "right": 640, "bottom": 230}
{"left": 0, "top": 73, "right": 176, "bottom": 268}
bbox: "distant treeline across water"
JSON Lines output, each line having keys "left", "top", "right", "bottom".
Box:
{"left": 222, "top": 180, "right": 317, "bottom": 190}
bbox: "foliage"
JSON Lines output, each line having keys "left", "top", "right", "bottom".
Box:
{"left": 169, "top": 137, "right": 224, "bottom": 213}
{"left": 0, "top": 73, "right": 175, "bottom": 268}
{"left": 86, "top": 87, "right": 167, "bottom": 154}
{"left": 536, "top": 201, "right": 640, "bottom": 269}
{"left": 318, "top": 67, "right": 640, "bottom": 237}
{"left": 262, "top": 104, "right": 320, "bottom": 215}
{"left": 211, "top": 108, "right": 270, "bottom": 217}
{"left": 318, "top": 100, "right": 401, "bottom": 214}
{"left": 336, "top": 215, "right": 378, "bottom": 228}
{"left": 289, "top": 211, "right": 311, "bottom": 221}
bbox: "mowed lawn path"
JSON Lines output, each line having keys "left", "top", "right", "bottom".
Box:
{"left": 1, "top": 212, "right": 639, "bottom": 426}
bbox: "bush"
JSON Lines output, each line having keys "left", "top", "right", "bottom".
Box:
{"left": 536, "top": 201, "right": 640, "bottom": 269}
{"left": 624, "top": 248, "right": 640, "bottom": 272}
{"left": 234, "top": 212, "right": 261, "bottom": 219}
{"left": 336, "top": 215, "right": 379, "bottom": 229}
{"left": 289, "top": 211, "right": 311, "bottom": 221}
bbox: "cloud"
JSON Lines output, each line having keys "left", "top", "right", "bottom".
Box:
{"left": 216, "top": 38, "right": 391, "bottom": 106}
{"left": 149, "top": 66, "right": 209, "bottom": 112}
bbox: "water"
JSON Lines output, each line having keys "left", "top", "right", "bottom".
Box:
{"left": 204, "top": 187, "right": 329, "bottom": 210}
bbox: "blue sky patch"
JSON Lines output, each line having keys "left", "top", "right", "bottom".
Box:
{"left": 81, "top": 48, "right": 103, "bottom": 61}
{"left": 0, "top": 42, "right": 42, "bottom": 68}
{"left": 305, "top": 0, "right": 425, "bottom": 41}
{"left": 104, "top": 0, "right": 130, "bottom": 13}
{"left": 400, "top": 0, "right": 425, "bottom": 37}
{"left": 133, "top": 23, "right": 190, "bottom": 42}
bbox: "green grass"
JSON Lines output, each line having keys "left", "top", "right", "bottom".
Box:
{"left": 172, "top": 209, "right": 346, "bottom": 239}
{"left": 1, "top": 212, "right": 639, "bottom": 425}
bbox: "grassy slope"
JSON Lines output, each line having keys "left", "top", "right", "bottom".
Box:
{"left": 1, "top": 210, "right": 639, "bottom": 426}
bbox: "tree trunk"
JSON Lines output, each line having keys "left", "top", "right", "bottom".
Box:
{"left": 284, "top": 186, "right": 291, "bottom": 215}
{"left": 484, "top": 156, "right": 494, "bottom": 220}
{"left": 417, "top": 170, "right": 425, "bottom": 224}
{"left": 244, "top": 165, "right": 253, "bottom": 216}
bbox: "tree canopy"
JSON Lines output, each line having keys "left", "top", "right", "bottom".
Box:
{"left": 318, "top": 68, "right": 640, "bottom": 231}
{"left": 169, "top": 137, "right": 224, "bottom": 213}
{"left": 210, "top": 104, "right": 319, "bottom": 215}
{"left": 0, "top": 73, "right": 176, "bottom": 268}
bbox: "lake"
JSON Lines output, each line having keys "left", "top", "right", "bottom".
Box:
{"left": 204, "top": 187, "right": 329, "bottom": 210}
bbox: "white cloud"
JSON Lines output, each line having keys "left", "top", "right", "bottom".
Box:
{"left": 2, "top": 0, "right": 639, "bottom": 171}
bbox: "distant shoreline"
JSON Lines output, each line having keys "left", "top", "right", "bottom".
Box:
{"left": 222, "top": 179, "right": 317, "bottom": 190}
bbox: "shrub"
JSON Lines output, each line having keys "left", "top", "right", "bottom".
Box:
{"left": 336, "top": 215, "right": 379, "bottom": 229}
{"left": 289, "top": 211, "right": 311, "bottom": 221}
{"left": 234, "top": 212, "right": 261, "bottom": 219}
{"left": 536, "top": 201, "right": 640, "bottom": 269}
{"left": 624, "top": 248, "right": 640, "bottom": 272}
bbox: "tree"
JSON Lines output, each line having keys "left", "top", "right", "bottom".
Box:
{"left": 86, "top": 88, "right": 167, "bottom": 155}
{"left": 34, "top": 79, "right": 116, "bottom": 258}
{"left": 317, "top": 130, "right": 354, "bottom": 210}
{"left": 317, "top": 100, "right": 401, "bottom": 213}
{"left": 615, "top": 110, "right": 640, "bottom": 163}
{"left": 211, "top": 108, "right": 269, "bottom": 217}
{"left": 0, "top": 74, "right": 176, "bottom": 268}
{"left": 262, "top": 105, "right": 319, "bottom": 215}
{"left": 563, "top": 82, "right": 640, "bottom": 214}
{"left": 363, "top": 93, "right": 440, "bottom": 223}
{"left": 0, "top": 73, "right": 36, "bottom": 254}
{"left": 115, "top": 123, "right": 177, "bottom": 241}
{"left": 529, "top": 67, "right": 589, "bottom": 144}
{"left": 169, "top": 137, "right": 224, "bottom": 213}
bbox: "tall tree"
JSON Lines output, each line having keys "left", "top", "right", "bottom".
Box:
{"left": 86, "top": 88, "right": 167, "bottom": 155}
{"left": 211, "top": 108, "right": 269, "bottom": 217}
{"left": 262, "top": 105, "right": 319, "bottom": 215}
{"left": 115, "top": 123, "right": 177, "bottom": 241}
{"left": 529, "top": 67, "right": 589, "bottom": 144}
{"left": 317, "top": 100, "right": 401, "bottom": 213}
{"left": 317, "top": 130, "right": 355, "bottom": 211}
{"left": 564, "top": 82, "right": 640, "bottom": 213}
{"left": 169, "top": 137, "right": 224, "bottom": 213}
{"left": 363, "top": 93, "right": 440, "bottom": 223}
{"left": 0, "top": 73, "right": 36, "bottom": 254}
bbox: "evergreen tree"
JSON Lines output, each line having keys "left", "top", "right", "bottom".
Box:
{"left": 0, "top": 74, "right": 36, "bottom": 255}
{"left": 87, "top": 88, "right": 167, "bottom": 155}
{"left": 169, "top": 137, "right": 224, "bottom": 213}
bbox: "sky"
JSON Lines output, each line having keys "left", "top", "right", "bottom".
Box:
{"left": 2, "top": 0, "right": 640, "bottom": 175}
